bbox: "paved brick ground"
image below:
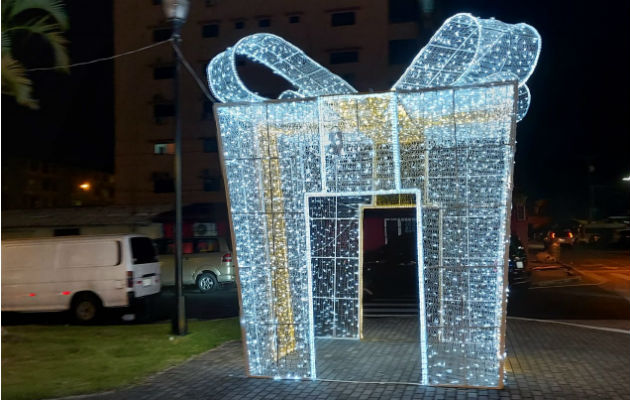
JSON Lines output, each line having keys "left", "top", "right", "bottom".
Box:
{"left": 70, "top": 318, "right": 629, "bottom": 400}
{"left": 317, "top": 318, "right": 421, "bottom": 383}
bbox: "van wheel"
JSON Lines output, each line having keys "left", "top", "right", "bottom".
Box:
{"left": 71, "top": 293, "right": 101, "bottom": 324}
{"left": 197, "top": 272, "right": 218, "bottom": 293}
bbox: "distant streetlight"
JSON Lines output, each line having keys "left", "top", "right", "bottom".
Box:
{"left": 163, "top": 0, "right": 189, "bottom": 336}
{"left": 78, "top": 182, "right": 91, "bottom": 191}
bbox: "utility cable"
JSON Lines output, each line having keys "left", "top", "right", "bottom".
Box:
{"left": 23, "top": 36, "right": 218, "bottom": 103}
{"left": 24, "top": 39, "right": 174, "bottom": 72}
{"left": 171, "top": 40, "right": 217, "bottom": 102}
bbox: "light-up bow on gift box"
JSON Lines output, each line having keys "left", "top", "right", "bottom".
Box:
{"left": 207, "top": 13, "right": 540, "bottom": 389}
{"left": 208, "top": 13, "right": 540, "bottom": 121}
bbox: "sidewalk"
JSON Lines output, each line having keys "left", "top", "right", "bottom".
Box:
{"left": 69, "top": 318, "right": 630, "bottom": 400}
{"left": 526, "top": 243, "right": 583, "bottom": 287}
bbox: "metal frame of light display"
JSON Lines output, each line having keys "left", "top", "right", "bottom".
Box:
{"left": 208, "top": 13, "right": 540, "bottom": 389}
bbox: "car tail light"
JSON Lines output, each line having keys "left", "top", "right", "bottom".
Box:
{"left": 127, "top": 271, "right": 133, "bottom": 288}
{"left": 222, "top": 253, "right": 232, "bottom": 263}
{"left": 568, "top": 232, "right": 573, "bottom": 238}
{"left": 550, "top": 232, "right": 556, "bottom": 239}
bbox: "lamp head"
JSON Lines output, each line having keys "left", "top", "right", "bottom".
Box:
{"left": 162, "top": 0, "right": 189, "bottom": 21}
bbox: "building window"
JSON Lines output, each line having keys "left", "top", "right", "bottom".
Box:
{"left": 154, "top": 103, "right": 175, "bottom": 123}
{"left": 234, "top": 20, "right": 245, "bottom": 29}
{"left": 202, "top": 23, "right": 219, "bottom": 38}
{"left": 389, "top": 0, "right": 419, "bottom": 23}
{"left": 153, "top": 65, "right": 174, "bottom": 79}
{"left": 202, "top": 99, "right": 214, "bottom": 120}
{"left": 153, "top": 172, "right": 174, "bottom": 193}
{"left": 153, "top": 27, "right": 172, "bottom": 42}
{"left": 331, "top": 11, "right": 355, "bottom": 27}
{"left": 54, "top": 228, "right": 80, "bottom": 236}
{"left": 42, "top": 178, "right": 54, "bottom": 191}
{"left": 341, "top": 73, "right": 356, "bottom": 86}
{"left": 389, "top": 39, "right": 420, "bottom": 65}
{"left": 289, "top": 15, "right": 300, "bottom": 24}
{"left": 258, "top": 18, "right": 271, "bottom": 27}
{"left": 154, "top": 142, "right": 175, "bottom": 155}
{"left": 203, "top": 176, "right": 221, "bottom": 192}
{"left": 203, "top": 137, "right": 218, "bottom": 152}
{"left": 330, "top": 51, "right": 358, "bottom": 64}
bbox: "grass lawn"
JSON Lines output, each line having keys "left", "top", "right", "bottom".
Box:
{"left": 1, "top": 318, "right": 241, "bottom": 400}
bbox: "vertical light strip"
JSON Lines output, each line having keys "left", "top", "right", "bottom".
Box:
{"left": 318, "top": 97, "right": 328, "bottom": 192}
{"left": 391, "top": 93, "right": 402, "bottom": 190}
{"left": 304, "top": 192, "right": 317, "bottom": 379}
{"left": 415, "top": 191, "right": 429, "bottom": 385}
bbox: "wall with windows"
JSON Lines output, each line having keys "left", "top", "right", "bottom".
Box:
{"left": 113, "top": 0, "right": 440, "bottom": 207}
{"left": 1, "top": 158, "right": 115, "bottom": 209}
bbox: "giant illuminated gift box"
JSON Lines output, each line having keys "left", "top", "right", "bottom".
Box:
{"left": 207, "top": 13, "right": 540, "bottom": 388}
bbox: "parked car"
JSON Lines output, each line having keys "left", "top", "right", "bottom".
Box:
{"left": 544, "top": 228, "right": 576, "bottom": 248}
{"left": 576, "top": 226, "right": 602, "bottom": 245}
{"left": 156, "top": 236, "right": 234, "bottom": 293}
{"left": 508, "top": 234, "right": 530, "bottom": 286}
{"left": 613, "top": 229, "right": 630, "bottom": 248}
{"left": 1, "top": 234, "right": 161, "bottom": 323}
{"left": 363, "top": 233, "right": 418, "bottom": 300}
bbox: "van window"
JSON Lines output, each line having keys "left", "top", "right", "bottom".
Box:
{"left": 59, "top": 241, "right": 120, "bottom": 267}
{"left": 131, "top": 237, "right": 158, "bottom": 264}
{"left": 2, "top": 244, "right": 56, "bottom": 269}
{"left": 154, "top": 238, "right": 220, "bottom": 255}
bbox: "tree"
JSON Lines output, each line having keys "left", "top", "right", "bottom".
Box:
{"left": 1, "top": 0, "right": 69, "bottom": 109}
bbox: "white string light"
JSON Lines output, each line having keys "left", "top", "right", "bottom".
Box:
{"left": 209, "top": 12, "right": 539, "bottom": 388}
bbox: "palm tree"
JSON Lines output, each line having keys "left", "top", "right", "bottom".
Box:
{"left": 1, "top": 0, "right": 69, "bottom": 109}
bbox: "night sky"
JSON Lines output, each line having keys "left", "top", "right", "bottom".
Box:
{"left": 2, "top": 0, "right": 629, "bottom": 218}
{"left": 2, "top": 1, "right": 114, "bottom": 171}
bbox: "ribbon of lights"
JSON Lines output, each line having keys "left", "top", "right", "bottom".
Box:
{"left": 209, "top": 13, "right": 539, "bottom": 388}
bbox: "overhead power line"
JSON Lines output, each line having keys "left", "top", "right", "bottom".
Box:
{"left": 24, "top": 37, "right": 218, "bottom": 102}
{"left": 25, "top": 39, "right": 173, "bottom": 72}
{"left": 171, "top": 41, "right": 217, "bottom": 102}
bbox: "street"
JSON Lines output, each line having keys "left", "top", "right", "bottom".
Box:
{"left": 3, "top": 246, "right": 628, "bottom": 328}
{"left": 560, "top": 247, "right": 630, "bottom": 301}
{"left": 508, "top": 245, "right": 630, "bottom": 328}
{"left": 1, "top": 285, "right": 239, "bottom": 326}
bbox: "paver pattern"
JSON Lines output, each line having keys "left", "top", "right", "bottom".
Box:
{"left": 317, "top": 318, "right": 421, "bottom": 382}
{"left": 71, "top": 318, "right": 630, "bottom": 400}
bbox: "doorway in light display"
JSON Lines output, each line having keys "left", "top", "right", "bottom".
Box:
{"left": 309, "top": 193, "right": 434, "bottom": 384}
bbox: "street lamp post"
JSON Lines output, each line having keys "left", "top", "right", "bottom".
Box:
{"left": 163, "top": 0, "right": 189, "bottom": 335}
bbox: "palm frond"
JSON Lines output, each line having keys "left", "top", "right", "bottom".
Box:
{"left": 1, "top": 53, "right": 38, "bottom": 109}
{"left": 5, "top": 0, "right": 69, "bottom": 30}
{"left": 1, "top": 31, "right": 11, "bottom": 53}
{"left": 8, "top": 16, "right": 69, "bottom": 70}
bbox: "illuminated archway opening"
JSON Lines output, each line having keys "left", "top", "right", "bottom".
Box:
{"left": 307, "top": 193, "right": 427, "bottom": 382}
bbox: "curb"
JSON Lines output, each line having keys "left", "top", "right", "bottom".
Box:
{"left": 507, "top": 316, "right": 630, "bottom": 335}
{"left": 530, "top": 275, "right": 582, "bottom": 287}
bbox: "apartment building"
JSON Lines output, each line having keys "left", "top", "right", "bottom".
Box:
{"left": 1, "top": 158, "right": 115, "bottom": 209}
{"left": 113, "top": 0, "right": 435, "bottom": 220}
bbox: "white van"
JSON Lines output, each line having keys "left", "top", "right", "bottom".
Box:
{"left": 1, "top": 234, "right": 161, "bottom": 323}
